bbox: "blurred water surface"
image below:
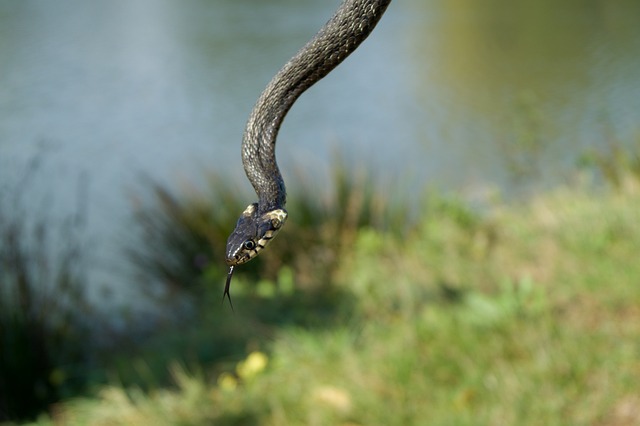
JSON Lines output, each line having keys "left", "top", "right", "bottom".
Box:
{"left": 1, "top": 0, "right": 639, "bottom": 294}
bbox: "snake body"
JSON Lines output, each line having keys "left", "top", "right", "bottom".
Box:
{"left": 224, "top": 0, "right": 392, "bottom": 303}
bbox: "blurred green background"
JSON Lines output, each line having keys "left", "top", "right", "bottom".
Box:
{"left": 1, "top": 0, "right": 640, "bottom": 424}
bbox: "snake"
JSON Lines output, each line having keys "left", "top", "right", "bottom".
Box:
{"left": 224, "top": 0, "right": 392, "bottom": 307}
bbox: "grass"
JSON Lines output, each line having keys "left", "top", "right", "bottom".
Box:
{"left": 127, "top": 156, "right": 408, "bottom": 303}
{"left": 0, "top": 155, "right": 92, "bottom": 421}
{"left": 13, "top": 164, "right": 640, "bottom": 425}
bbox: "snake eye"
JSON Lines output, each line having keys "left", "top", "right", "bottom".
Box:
{"left": 243, "top": 240, "right": 256, "bottom": 250}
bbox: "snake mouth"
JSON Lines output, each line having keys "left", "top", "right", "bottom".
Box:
{"left": 225, "top": 247, "right": 253, "bottom": 266}
{"left": 225, "top": 254, "right": 251, "bottom": 267}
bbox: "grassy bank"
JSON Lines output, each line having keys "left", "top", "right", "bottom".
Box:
{"left": 16, "top": 175, "right": 640, "bottom": 425}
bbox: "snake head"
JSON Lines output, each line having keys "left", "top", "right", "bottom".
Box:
{"left": 225, "top": 203, "right": 288, "bottom": 266}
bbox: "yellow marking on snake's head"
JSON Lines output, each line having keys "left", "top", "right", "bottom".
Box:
{"left": 225, "top": 205, "right": 287, "bottom": 266}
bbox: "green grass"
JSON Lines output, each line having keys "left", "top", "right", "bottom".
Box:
{"left": 18, "top": 176, "right": 640, "bottom": 426}
{"left": 127, "top": 157, "right": 408, "bottom": 302}
{"left": 0, "top": 157, "right": 91, "bottom": 422}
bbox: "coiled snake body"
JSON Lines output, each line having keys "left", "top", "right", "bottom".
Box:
{"left": 224, "top": 0, "right": 392, "bottom": 305}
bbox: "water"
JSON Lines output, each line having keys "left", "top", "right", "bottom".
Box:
{"left": 1, "top": 0, "right": 640, "bottom": 297}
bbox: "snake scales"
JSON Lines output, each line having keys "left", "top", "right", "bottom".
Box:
{"left": 224, "top": 0, "right": 392, "bottom": 306}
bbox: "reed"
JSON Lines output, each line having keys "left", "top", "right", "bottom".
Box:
{"left": 0, "top": 157, "right": 91, "bottom": 422}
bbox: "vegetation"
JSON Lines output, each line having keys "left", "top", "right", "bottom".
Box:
{"left": 2, "top": 143, "right": 640, "bottom": 425}
{"left": 0, "top": 156, "right": 92, "bottom": 421}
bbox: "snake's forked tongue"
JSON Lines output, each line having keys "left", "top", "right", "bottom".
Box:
{"left": 223, "top": 266, "right": 235, "bottom": 311}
